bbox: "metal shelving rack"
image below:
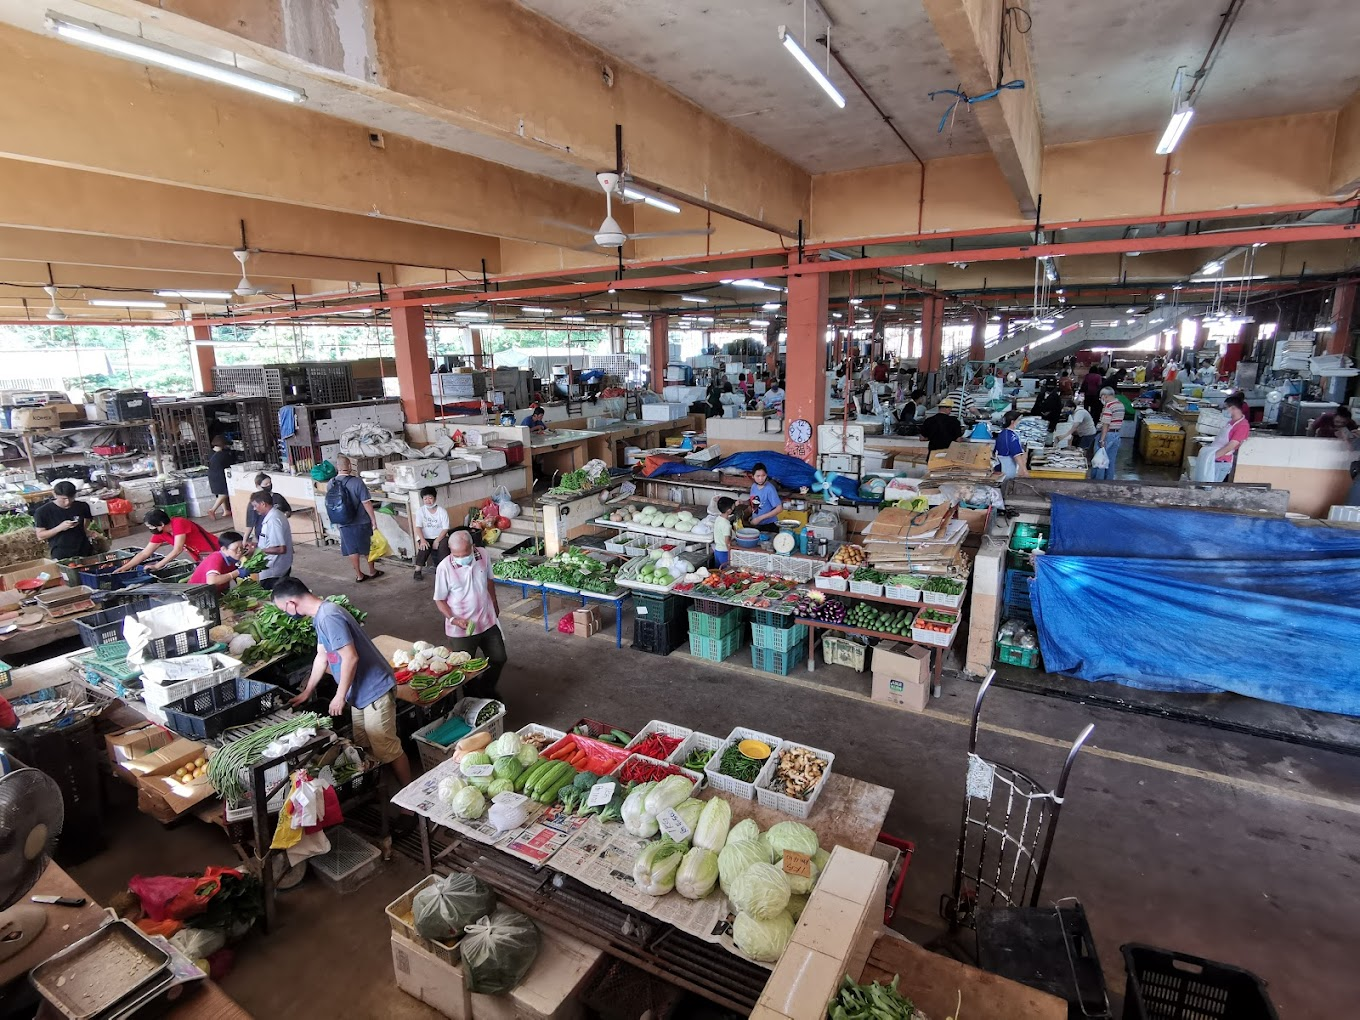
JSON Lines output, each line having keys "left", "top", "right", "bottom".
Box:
{"left": 212, "top": 362, "right": 355, "bottom": 414}
{"left": 154, "top": 396, "right": 274, "bottom": 470}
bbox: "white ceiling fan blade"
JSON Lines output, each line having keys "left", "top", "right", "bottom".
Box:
{"left": 542, "top": 218, "right": 599, "bottom": 237}
{"left": 627, "top": 228, "right": 716, "bottom": 240}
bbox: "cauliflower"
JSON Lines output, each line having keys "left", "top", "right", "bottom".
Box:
{"left": 391, "top": 649, "right": 411, "bottom": 667}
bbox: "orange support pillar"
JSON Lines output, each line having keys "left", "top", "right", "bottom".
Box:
{"left": 189, "top": 322, "right": 215, "bottom": 392}
{"left": 393, "top": 300, "right": 435, "bottom": 422}
{"left": 918, "top": 295, "right": 946, "bottom": 390}
{"left": 783, "top": 257, "right": 828, "bottom": 464}
{"left": 469, "top": 328, "right": 485, "bottom": 367}
{"left": 649, "top": 314, "right": 669, "bottom": 393}
{"left": 968, "top": 309, "right": 987, "bottom": 362}
{"left": 1329, "top": 281, "right": 1356, "bottom": 357}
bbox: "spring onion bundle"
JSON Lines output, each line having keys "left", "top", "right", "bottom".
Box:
{"left": 207, "top": 713, "right": 333, "bottom": 804}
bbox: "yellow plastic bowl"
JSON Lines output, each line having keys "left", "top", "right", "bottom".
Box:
{"left": 738, "top": 739, "right": 771, "bottom": 760}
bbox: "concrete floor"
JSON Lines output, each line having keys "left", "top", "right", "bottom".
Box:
{"left": 70, "top": 537, "right": 1360, "bottom": 1019}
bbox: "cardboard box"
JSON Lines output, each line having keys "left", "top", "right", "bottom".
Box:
{"left": 865, "top": 503, "right": 953, "bottom": 540}
{"left": 0, "top": 559, "right": 63, "bottom": 591}
{"left": 571, "top": 606, "right": 601, "bottom": 638}
{"left": 105, "top": 722, "right": 174, "bottom": 769}
{"left": 391, "top": 924, "right": 601, "bottom": 1020}
{"left": 957, "top": 505, "right": 992, "bottom": 536}
{"left": 49, "top": 402, "right": 84, "bottom": 422}
{"left": 109, "top": 513, "right": 131, "bottom": 538}
{"left": 872, "top": 671, "right": 930, "bottom": 712}
{"left": 131, "top": 738, "right": 214, "bottom": 823}
{"left": 12, "top": 406, "right": 60, "bottom": 431}
{"left": 928, "top": 440, "right": 995, "bottom": 475}
{"left": 869, "top": 641, "right": 930, "bottom": 683}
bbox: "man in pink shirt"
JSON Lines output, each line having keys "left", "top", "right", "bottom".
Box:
{"left": 432, "top": 529, "right": 505, "bottom": 699}
{"left": 1213, "top": 394, "right": 1251, "bottom": 482}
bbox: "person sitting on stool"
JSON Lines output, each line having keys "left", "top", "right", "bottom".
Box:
{"left": 413, "top": 486, "right": 451, "bottom": 581}
{"left": 748, "top": 463, "right": 784, "bottom": 534}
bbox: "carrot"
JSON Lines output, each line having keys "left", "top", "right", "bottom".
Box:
{"left": 571, "top": 751, "right": 590, "bottom": 769}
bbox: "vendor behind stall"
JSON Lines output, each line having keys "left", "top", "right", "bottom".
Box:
{"left": 250, "top": 489, "right": 294, "bottom": 590}
{"left": 188, "top": 531, "right": 247, "bottom": 590}
{"left": 521, "top": 404, "right": 548, "bottom": 434}
{"left": 920, "top": 398, "right": 965, "bottom": 451}
{"left": 33, "top": 480, "right": 93, "bottom": 560}
{"left": 995, "top": 410, "right": 1029, "bottom": 480}
{"left": 118, "top": 509, "right": 220, "bottom": 573}
{"left": 1311, "top": 405, "right": 1357, "bottom": 439}
{"left": 748, "top": 463, "right": 783, "bottom": 533}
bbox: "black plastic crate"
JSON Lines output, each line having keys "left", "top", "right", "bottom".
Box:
{"left": 750, "top": 608, "right": 796, "bottom": 629}
{"left": 111, "top": 583, "right": 222, "bottom": 626}
{"left": 76, "top": 599, "right": 154, "bottom": 649}
{"left": 976, "top": 903, "right": 1111, "bottom": 1019}
{"left": 143, "top": 622, "right": 214, "bottom": 660}
{"left": 690, "top": 597, "right": 733, "bottom": 616}
{"left": 160, "top": 677, "right": 287, "bottom": 739}
{"left": 632, "top": 592, "right": 681, "bottom": 624}
{"left": 1120, "top": 944, "right": 1278, "bottom": 1020}
{"left": 104, "top": 389, "right": 150, "bottom": 422}
{"left": 78, "top": 561, "right": 154, "bottom": 591}
{"left": 632, "top": 615, "right": 686, "bottom": 656}
{"left": 153, "top": 482, "right": 188, "bottom": 505}
{"left": 40, "top": 464, "right": 94, "bottom": 483}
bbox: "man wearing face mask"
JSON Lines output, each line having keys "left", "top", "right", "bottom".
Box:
{"left": 432, "top": 528, "right": 505, "bottom": 700}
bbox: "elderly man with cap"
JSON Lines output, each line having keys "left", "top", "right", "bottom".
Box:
{"left": 432, "top": 528, "right": 506, "bottom": 700}
{"left": 919, "top": 398, "right": 965, "bottom": 452}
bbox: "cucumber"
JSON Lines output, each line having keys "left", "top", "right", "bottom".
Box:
{"left": 609, "top": 729, "right": 632, "bottom": 744}
{"left": 517, "top": 759, "right": 552, "bottom": 793}
{"left": 540, "top": 778, "right": 573, "bottom": 804}
{"left": 541, "top": 762, "right": 574, "bottom": 798}
{"left": 528, "top": 761, "right": 566, "bottom": 799}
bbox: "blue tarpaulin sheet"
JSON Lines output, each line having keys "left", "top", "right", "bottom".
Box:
{"left": 1033, "top": 496, "right": 1360, "bottom": 715}
{"left": 642, "top": 451, "right": 863, "bottom": 501}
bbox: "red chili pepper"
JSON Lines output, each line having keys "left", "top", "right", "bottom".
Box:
{"left": 631, "top": 734, "right": 682, "bottom": 759}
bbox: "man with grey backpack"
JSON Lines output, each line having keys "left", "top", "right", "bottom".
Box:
{"left": 325, "top": 455, "right": 385, "bottom": 583}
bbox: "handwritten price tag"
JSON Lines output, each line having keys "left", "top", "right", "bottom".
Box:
{"left": 782, "top": 850, "right": 812, "bottom": 879}
{"left": 463, "top": 764, "right": 494, "bottom": 777}
{"left": 494, "top": 792, "right": 528, "bottom": 808}
{"left": 586, "top": 782, "right": 616, "bottom": 807}
{"left": 656, "top": 807, "right": 691, "bottom": 843}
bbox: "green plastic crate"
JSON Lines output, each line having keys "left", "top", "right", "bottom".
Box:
{"left": 633, "top": 592, "right": 681, "bottom": 623}
{"left": 750, "top": 620, "right": 808, "bottom": 653}
{"left": 750, "top": 641, "right": 807, "bottom": 675}
{"left": 996, "top": 640, "right": 1040, "bottom": 669}
{"left": 687, "top": 606, "right": 743, "bottom": 640}
{"left": 688, "top": 630, "right": 742, "bottom": 663}
{"left": 162, "top": 501, "right": 189, "bottom": 520}
{"left": 1008, "top": 521, "right": 1051, "bottom": 552}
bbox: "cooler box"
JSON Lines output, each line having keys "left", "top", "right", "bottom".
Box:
{"left": 642, "top": 403, "right": 688, "bottom": 422}
{"left": 488, "top": 440, "right": 524, "bottom": 466}
{"left": 391, "top": 460, "right": 452, "bottom": 488}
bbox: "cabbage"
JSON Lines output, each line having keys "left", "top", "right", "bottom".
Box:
{"left": 460, "top": 751, "right": 493, "bottom": 775}
{"left": 493, "top": 757, "right": 525, "bottom": 781}
{"left": 787, "top": 893, "right": 809, "bottom": 921}
{"left": 632, "top": 839, "right": 686, "bottom": 895}
{"left": 487, "top": 778, "right": 515, "bottom": 798}
{"left": 643, "top": 775, "right": 693, "bottom": 815}
{"left": 674, "top": 799, "right": 704, "bottom": 838}
{"left": 765, "top": 821, "right": 819, "bottom": 859}
{"left": 622, "top": 783, "right": 658, "bottom": 837}
{"left": 786, "top": 855, "right": 820, "bottom": 895}
{"left": 733, "top": 910, "right": 794, "bottom": 963}
{"left": 812, "top": 848, "right": 830, "bottom": 883}
{"left": 675, "top": 847, "right": 719, "bottom": 900}
{"left": 516, "top": 745, "right": 540, "bottom": 770}
{"left": 728, "top": 819, "right": 763, "bottom": 845}
{"left": 451, "top": 786, "right": 486, "bottom": 820}
{"left": 437, "top": 776, "right": 467, "bottom": 805}
{"left": 718, "top": 839, "right": 771, "bottom": 896}
{"left": 729, "top": 862, "right": 791, "bottom": 920}
{"left": 693, "top": 798, "right": 731, "bottom": 853}
{"left": 488, "top": 732, "right": 523, "bottom": 760}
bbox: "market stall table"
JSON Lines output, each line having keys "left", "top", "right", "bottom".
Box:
{"left": 536, "top": 586, "right": 630, "bottom": 647}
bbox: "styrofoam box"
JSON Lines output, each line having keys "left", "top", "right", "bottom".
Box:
{"left": 642, "top": 402, "right": 688, "bottom": 422}
{"left": 451, "top": 449, "right": 507, "bottom": 472}
{"left": 392, "top": 460, "right": 451, "bottom": 488}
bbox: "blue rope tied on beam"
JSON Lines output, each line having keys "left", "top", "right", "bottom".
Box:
{"left": 928, "top": 80, "right": 1026, "bottom": 133}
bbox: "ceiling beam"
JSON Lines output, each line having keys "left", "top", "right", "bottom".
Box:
{"left": 1332, "top": 89, "right": 1360, "bottom": 198}
{"left": 0, "top": 260, "right": 303, "bottom": 296}
{"left": 0, "top": 23, "right": 618, "bottom": 253}
{"left": 921, "top": 0, "right": 1042, "bottom": 216}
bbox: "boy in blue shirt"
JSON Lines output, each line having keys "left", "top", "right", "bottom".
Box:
{"left": 748, "top": 463, "right": 784, "bottom": 533}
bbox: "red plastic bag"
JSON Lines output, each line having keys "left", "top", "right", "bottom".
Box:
{"left": 304, "top": 784, "right": 344, "bottom": 834}
{"left": 129, "top": 875, "right": 199, "bottom": 922}
{"left": 557, "top": 614, "right": 575, "bottom": 634}
{"left": 106, "top": 497, "right": 133, "bottom": 515}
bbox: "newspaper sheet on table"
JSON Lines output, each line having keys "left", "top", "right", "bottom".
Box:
{"left": 549, "top": 817, "right": 775, "bottom": 971}
{"left": 391, "top": 755, "right": 588, "bottom": 865}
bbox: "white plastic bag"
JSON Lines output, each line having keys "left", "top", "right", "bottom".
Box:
{"left": 1090, "top": 446, "right": 1110, "bottom": 470}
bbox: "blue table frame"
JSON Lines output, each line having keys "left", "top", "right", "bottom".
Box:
{"left": 492, "top": 578, "right": 629, "bottom": 647}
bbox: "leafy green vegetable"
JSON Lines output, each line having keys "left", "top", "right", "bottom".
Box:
{"left": 237, "top": 596, "right": 366, "bottom": 663}
{"left": 0, "top": 513, "right": 34, "bottom": 534}
{"left": 492, "top": 558, "right": 536, "bottom": 580}
{"left": 717, "top": 744, "right": 763, "bottom": 782}
{"left": 239, "top": 550, "right": 269, "bottom": 574}
{"left": 827, "top": 974, "right": 918, "bottom": 1019}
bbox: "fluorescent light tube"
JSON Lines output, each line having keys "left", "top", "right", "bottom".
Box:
{"left": 562, "top": 316, "right": 586, "bottom": 323}
{"left": 884, "top": 304, "right": 897, "bottom": 310}
{"left": 749, "top": 319, "right": 770, "bottom": 327}
{"left": 520, "top": 306, "right": 553, "bottom": 314}
{"left": 46, "top": 15, "right": 306, "bottom": 105}
{"left": 696, "top": 317, "right": 715, "bottom": 324}
{"left": 721, "top": 279, "right": 784, "bottom": 292}
{"left": 849, "top": 298, "right": 862, "bottom": 305}
{"left": 778, "top": 26, "right": 846, "bottom": 109}
{"left": 622, "top": 313, "right": 645, "bottom": 319}
{"left": 622, "top": 187, "right": 681, "bottom": 214}
{"left": 156, "top": 289, "right": 232, "bottom": 301}
{"left": 1200, "top": 260, "right": 1224, "bottom": 275}
{"left": 761, "top": 303, "right": 781, "bottom": 311}
{"left": 1155, "top": 106, "right": 1194, "bottom": 156}
{"left": 679, "top": 295, "right": 708, "bottom": 303}
{"left": 88, "top": 298, "right": 166, "bottom": 308}
{"left": 1313, "top": 324, "right": 1334, "bottom": 333}
{"left": 454, "top": 311, "right": 490, "bottom": 319}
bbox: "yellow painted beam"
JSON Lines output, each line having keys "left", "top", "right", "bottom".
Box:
{"left": 921, "top": 0, "right": 1041, "bottom": 217}
{"left": 0, "top": 24, "right": 612, "bottom": 252}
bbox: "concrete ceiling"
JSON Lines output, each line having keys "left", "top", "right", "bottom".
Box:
{"left": 516, "top": 0, "right": 988, "bottom": 171}
{"left": 1031, "top": 0, "right": 1360, "bottom": 143}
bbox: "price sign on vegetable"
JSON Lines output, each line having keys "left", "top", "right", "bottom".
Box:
{"left": 782, "top": 850, "right": 812, "bottom": 879}
{"left": 656, "top": 806, "right": 691, "bottom": 843}
{"left": 586, "top": 782, "right": 616, "bottom": 807}
{"left": 464, "top": 764, "right": 494, "bottom": 777}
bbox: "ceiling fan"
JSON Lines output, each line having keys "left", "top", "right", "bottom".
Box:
{"left": 547, "top": 172, "right": 713, "bottom": 253}
{"left": 232, "top": 248, "right": 267, "bottom": 296}
{"left": 43, "top": 285, "right": 65, "bottom": 321}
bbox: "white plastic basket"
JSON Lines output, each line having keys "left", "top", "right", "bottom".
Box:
{"left": 755, "top": 741, "right": 835, "bottom": 820}
{"left": 703, "top": 726, "right": 783, "bottom": 800}
{"left": 604, "top": 537, "right": 631, "bottom": 554}
{"left": 609, "top": 753, "right": 705, "bottom": 791}
{"left": 412, "top": 714, "right": 463, "bottom": 771}
{"left": 140, "top": 653, "right": 243, "bottom": 710}
{"left": 882, "top": 583, "right": 923, "bottom": 604}
{"left": 668, "top": 731, "right": 724, "bottom": 770}
{"left": 516, "top": 723, "right": 566, "bottom": 753}
{"left": 848, "top": 579, "right": 884, "bottom": 597}
{"left": 922, "top": 587, "right": 966, "bottom": 609}
{"left": 461, "top": 698, "right": 506, "bottom": 740}
{"left": 815, "top": 573, "right": 848, "bottom": 592}
{"left": 624, "top": 720, "right": 693, "bottom": 760}
{"left": 912, "top": 621, "right": 959, "bottom": 647}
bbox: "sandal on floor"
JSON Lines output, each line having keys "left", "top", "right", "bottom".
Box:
{"left": 369, "top": 569, "right": 385, "bottom": 579}
{"left": 355, "top": 574, "right": 369, "bottom": 582}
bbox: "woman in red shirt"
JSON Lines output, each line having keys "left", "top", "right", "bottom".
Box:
{"left": 189, "top": 531, "right": 247, "bottom": 590}
{"left": 117, "top": 509, "right": 221, "bottom": 574}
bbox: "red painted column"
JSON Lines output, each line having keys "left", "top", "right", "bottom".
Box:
{"left": 918, "top": 295, "right": 945, "bottom": 388}
{"left": 649, "top": 314, "right": 669, "bottom": 393}
{"left": 968, "top": 309, "right": 987, "bottom": 362}
{"left": 392, "top": 299, "right": 435, "bottom": 422}
{"left": 189, "top": 321, "right": 215, "bottom": 392}
{"left": 1328, "top": 281, "right": 1356, "bottom": 357}
{"left": 783, "top": 256, "right": 828, "bottom": 464}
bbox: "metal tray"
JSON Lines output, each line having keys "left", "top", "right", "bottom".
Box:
{"left": 37, "top": 585, "right": 96, "bottom": 608}
{"left": 31, "top": 920, "right": 172, "bottom": 1020}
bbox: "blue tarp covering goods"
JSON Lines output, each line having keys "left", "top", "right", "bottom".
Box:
{"left": 641, "top": 451, "right": 863, "bottom": 502}
{"left": 1033, "top": 496, "right": 1360, "bottom": 716}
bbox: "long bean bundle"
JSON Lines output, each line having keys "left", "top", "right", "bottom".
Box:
{"left": 207, "top": 713, "right": 333, "bottom": 805}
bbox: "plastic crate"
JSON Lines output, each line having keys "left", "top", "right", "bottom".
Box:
{"left": 755, "top": 741, "right": 835, "bottom": 819}
{"left": 996, "top": 640, "right": 1040, "bottom": 669}
{"left": 412, "top": 713, "right": 467, "bottom": 771}
{"left": 704, "top": 726, "right": 782, "bottom": 800}
{"left": 750, "top": 641, "right": 807, "bottom": 676}
{"left": 821, "top": 634, "right": 868, "bottom": 672}
{"left": 78, "top": 561, "right": 154, "bottom": 591}
{"left": 687, "top": 629, "right": 742, "bottom": 663}
{"left": 848, "top": 578, "right": 885, "bottom": 597}
{"left": 516, "top": 723, "right": 566, "bottom": 753}
{"left": 385, "top": 876, "right": 461, "bottom": 966}
{"left": 631, "top": 591, "right": 682, "bottom": 622}
{"left": 689, "top": 597, "right": 731, "bottom": 616}
{"left": 750, "top": 608, "right": 796, "bottom": 629}
{"left": 976, "top": 903, "right": 1110, "bottom": 1019}
{"left": 667, "top": 730, "right": 723, "bottom": 770}
{"left": 610, "top": 753, "right": 704, "bottom": 790}
{"left": 114, "top": 584, "right": 222, "bottom": 626}
{"left": 921, "top": 585, "right": 967, "bottom": 609}
{"left": 461, "top": 698, "right": 506, "bottom": 741}
{"left": 1009, "top": 521, "right": 1051, "bottom": 552}
{"left": 633, "top": 615, "right": 686, "bottom": 655}
{"left": 75, "top": 599, "right": 152, "bottom": 649}
{"left": 566, "top": 717, "right": 629, "bottom": 742}
{"left": 159, "top": 677, "right": 286, "bottom": 739}
{"left": 141, "top": 653, "right": 243, "bottom": 710}
{"left": 686, "top": 605, "right": 743, "bottom": 640}
{"left": 750, "top": 620, "right": 809, "bottom": 653}
{"left": 883, "top": 582, "right": 924, "bottom": 604}
{"left": 57, "top": 550, "right": 134, "bottom": 587}
{"left": 0, "top": 659, "right": 11, "bottom": 691}
{"left": 814, "top": 573, "right": 848, "bottom": 592}
{"left": 624, "top": 720, "right": 693, "bottom": 760}
{"left": 1120, "top": 943, "right": 1278, "bottom": 1020}
{"left": 142, "top": 621, "right": 214, "bottom": 661}
{"left": 1004, "top": 569, "right": 1036, "bottom": 603}
{"left": 161, "top": 502, "right": 189, "bottom": 520}
{"left": 310, "top": 825, "right": 381, "bottom": 894}
{"left": 912, "top": 620, "right": 959, "bottom": 647}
